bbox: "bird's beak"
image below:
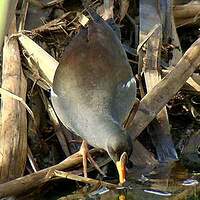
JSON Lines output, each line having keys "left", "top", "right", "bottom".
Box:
{"left": 116, "top": 152, "right": 128, "bottom": 185}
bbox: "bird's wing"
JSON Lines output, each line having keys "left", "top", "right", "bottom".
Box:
{"left": 110, "top": 76, "right": 137, "bottom": 126}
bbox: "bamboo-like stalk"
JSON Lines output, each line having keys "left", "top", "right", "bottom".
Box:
{"left": 128, "top": 37, "right": 200, "bottom": 139}
{"left": 0, "top": 0, "right": 18, "bottom": 49}
{"left": 0, "top": 16, "right": 27, "bottom": 183}
{"left": 139, "top": 0, "right": 177, "bottom": 161}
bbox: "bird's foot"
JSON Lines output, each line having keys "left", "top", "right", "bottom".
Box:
{"left": 79, "top": 140, "right": 106, "bottom": 177}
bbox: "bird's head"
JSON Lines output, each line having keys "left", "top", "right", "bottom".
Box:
{"left": 106, "top": 130, "right": 132, "bottom": 184}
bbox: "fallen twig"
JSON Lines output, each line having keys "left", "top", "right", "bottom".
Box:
{"left": 51, "top": 170, "right": 117, "bottom": 188}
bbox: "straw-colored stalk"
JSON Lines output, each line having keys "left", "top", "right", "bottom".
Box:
{"left": 0, "top": 16, "right": 27, "bottom": 183}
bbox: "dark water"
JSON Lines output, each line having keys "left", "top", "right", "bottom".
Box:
{"left": 54, "top": 161, "right": 199, "bottom": 200}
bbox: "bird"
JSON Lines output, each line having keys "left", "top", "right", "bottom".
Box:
{"left": 51, "top": 8, "right": 137, "bottom": 184}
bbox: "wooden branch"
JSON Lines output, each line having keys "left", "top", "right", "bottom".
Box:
{"left": 128, "top": 37, "right": 200, "bottom": 139}
{"left": 0, "top": 16, "right": 27, "bottom": 183}
{"left": 163, "top": 69, "right": 200, "bottom": 92}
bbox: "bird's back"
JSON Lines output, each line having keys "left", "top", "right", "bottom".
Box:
{"left": 51, "top": 14, "right": 136, "bottom": 148}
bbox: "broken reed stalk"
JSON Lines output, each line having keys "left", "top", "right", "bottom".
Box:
{"left": 139, "top": 0, "right": 176, "bottom": 161}
{"left": 128, "top": 37, "right": 200, "bottom": 139}
{"left": 18, "top": 34, "right": 58, "bottom": 85}
{"left": 0, "top": 16, "right": 27, "bottom": 183}
{"left": 0, "top": 149, "right": 98, "bottom": 197}
{"left": 52, "top": 170, "right": 116, "bottom": 188}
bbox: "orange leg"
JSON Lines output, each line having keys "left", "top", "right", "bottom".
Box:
{"left": 79, "top": 140, "right": 106, "bottom": 177}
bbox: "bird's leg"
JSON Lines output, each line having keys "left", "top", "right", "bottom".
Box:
{"left": 79, "top": 140, "right": 106, "bottom": 177}
{"left": 87, "top": 152, "right": 106, "bottom": 176}
{"left": 79, "top": 140, "right": 88, "bottom": 177}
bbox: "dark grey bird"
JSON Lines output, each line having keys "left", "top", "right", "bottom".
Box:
{"left": 51, "top": 8, "right": 136, "bottom": 184}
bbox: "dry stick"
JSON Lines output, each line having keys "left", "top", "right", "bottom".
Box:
{"left": 170, "top": 1, "right": 183, "bottom": 67}
{"left": 32, "top": 12, "right": 71, "bottom": 34}
{"left": 0, "top": 16, "right": 27, "bottom": 183}
{"left": 128, "top": 37, "right": 200, "bottom": 139}
{"left": 162, "top": 69, "right": 200, "bottom": 92}
{"left": 173, "top": 2, "right": 200, "bottom": 28}
{"left": 0, "top": 149, "right": 99, "bottom": 198}
{"left": 173, "top": 3, "right": 200, "bottom": 19}
{"left": 51, "top": 170, "right": 116, "bottom": 188}
{"left": 27, "top": 147, "right": 39, "bottom": 172}
{"left": 103, "top": 0, "right": 114, "bottom": 20}
{"left": 18, "top": 0, "right": 29, "bottom": 32}
{"left": 175, "top": 16, "right": 200, "bottom": 28}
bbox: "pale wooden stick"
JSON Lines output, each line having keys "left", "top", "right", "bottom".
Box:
{"left": 52, "top": 170, "right": 116, "bottom": 188}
